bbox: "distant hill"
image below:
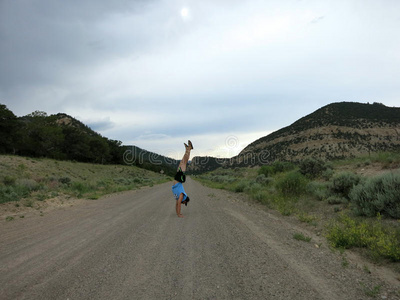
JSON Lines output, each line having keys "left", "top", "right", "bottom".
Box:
{"left": 0, "top": 105, "right": 177, "bottom": 176}
{"left": 122, "top": 145, "right": 179, "bottom": 176}
{"left": 188, "top": 102, "right": 400, "bottom": 172}
{"left": 187, "top": 156, "right": 229, "bottom": 174}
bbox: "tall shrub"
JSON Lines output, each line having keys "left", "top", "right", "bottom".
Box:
{"left": 276, "top": 171, "right": 308, "bottom": 196}
{"left": 299, "top": 158, "right": 327, "bottom": 179}
{"left": 329, "top": 172, "right": 362, "bottom": 200}
{"left": 350, "top": 172, "right": 400, "bottom": 219}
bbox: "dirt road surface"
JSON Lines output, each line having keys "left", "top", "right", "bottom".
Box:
{"left": 1, "top": 178, "right": 399, "bottom": 299}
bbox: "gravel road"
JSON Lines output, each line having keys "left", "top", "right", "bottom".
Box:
{"left": 0, "top": 178, "right": 399, "bottom": 300}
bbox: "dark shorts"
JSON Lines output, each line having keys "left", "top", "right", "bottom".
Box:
{"left": 174, "top": 169, "right": 186, "bottom": 183}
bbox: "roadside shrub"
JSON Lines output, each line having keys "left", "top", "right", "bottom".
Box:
{"left": 0, "top": 180, "right": 42, "bottom": 203}
{"left": 3, "top": 176, "right": 16, "bottom": 186}
{"left": 58, "top": 177, "right": 71, "bottom": 185}
{"left": 252, "top": 190, "right": 269, "bottom": 203}
{"left": 0, "top": 186, "right": 19, "bottom": 203}
{"left": 264, "top": 177, "right": 275, "bottom": 186}
{"left": 113, "top": 177, "right": 130, "bottom": 185}
{"left": 350, "top": 172, "right": 400, "bottom": 219}
{"left": 258, "top": 165, "right": 274, "bottom": 177}
{"left": 133, "top": 177, "right": 143, "bottom": 184}
{"left": 234, "top": 181, "right": 248, "bottom": 193}
{"left": 327, "top": 195, "right": 348, "bottom": 205}
{"left": 246, "top": 182, "right": 263, "bottom": 194}
{"left": 276, "top": 171, "right": 308, "bottom": 196}
{"left": 256, "top": 174, "right": 266, "bottom": 184}
{"left": 16, "top": 179, "right": 40, "bottom": 192}
{"left": 70, "top": 182, "right": 93, "bottom": 197}
{"left": 255, "top": 174, "right": 273, "bottom": 186}
{"left": 322, "top": 169, "right": 334, "bottom": 180}
{"left": 329, "top": 172, "right": 362, "bottom": 200}
{"left": 306, "top": 181, "right": 328, "bottom": 200}
{"left": 299, "top": 158, "right": 327, "bottom": 179}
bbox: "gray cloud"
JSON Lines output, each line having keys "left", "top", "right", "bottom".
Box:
{"left": 1, "top": 0, "right": 400, "bottom": 157}
{"left": 0, "top": 0, "right": 156, "bottom": 88}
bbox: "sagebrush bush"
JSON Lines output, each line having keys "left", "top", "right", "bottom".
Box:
{"left": 256, "top": 174, "right": 273, "bottom": 186}
{"left": 3, "top": 176, "right": 16, "bottom": 186}
{"left": 276, "top": 171, "right": 308, "bottom": 196}
{"left": 70, "top": 182, "right": 94, "bottom": 197}
{"left": 0, "top": 186, "right": 19, "bottom": 203}
{"left": 306, "top": 181, "right": 328, "bottom": 200}
{"left": 246, "top": 182, "right": 263, "bottom": 194}
{"left": 322, "top": 169, "right": 334, "bottom": 180}
{"left": 58, "top": 176, "right": 71, "bottom": 185}
{"left": 258, "top": 166, "right": 274, "bottom": 177}
{"left": 350, "top": 172, "right": 400, "bottom": 219}
{"left": 299, "top": 158, "right": 327, "bottom": 179}
{"left": 0, "top": 181, "right": 41, "bottom": 203}
{"left": 234, "top": 181, "right": 247, "bottom": 193}
{"left": 16, "top": 178, "right": 40, "bottom": 191}
{"left": 256, "top": 174, "right": 266, "bottom": 184}
{"left": 252, "top": 190, "right": 269, "bottom": 203}
{"left": 329, "top": 172, "right": 361, "bottom": 199}
{"left": 133, "top": 177, "right": 143, "bottom": 183}
{"left": 327, "top": 195, "right": 347, "bottom": 205}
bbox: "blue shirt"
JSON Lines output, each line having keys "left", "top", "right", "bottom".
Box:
{"left": 172, "top": 182, "right": 187, "bottom": 202}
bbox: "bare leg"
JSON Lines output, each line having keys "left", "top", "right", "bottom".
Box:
{"left": 178, "top": 141, "right": 193, "bottom": 172}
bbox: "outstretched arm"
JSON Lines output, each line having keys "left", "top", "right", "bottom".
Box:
{"left": 176, "top": 193, "right": 184, "bottom": 218}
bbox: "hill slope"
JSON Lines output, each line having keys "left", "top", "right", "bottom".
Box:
{"left": 0, "top": 105, "right": 178, "bottom": 175}
{"left": 237, "top": 102, "right": 400, "bottom": 164}
{"left": 188, "top": 102, "right": 400, "bottom": 172}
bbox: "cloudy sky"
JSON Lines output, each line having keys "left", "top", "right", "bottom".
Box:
{"left": 1, "top": 0, "right": 399, "bottom": 159}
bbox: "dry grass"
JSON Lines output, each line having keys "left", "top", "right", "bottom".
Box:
{"left": 0, "top": 155, "right": 171, "bottom": 219}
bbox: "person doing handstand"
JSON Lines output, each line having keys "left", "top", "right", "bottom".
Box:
{"left": 171, "top": 140, "right": 193, "bottom": 218}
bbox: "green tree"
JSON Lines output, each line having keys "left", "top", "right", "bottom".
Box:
{"left": 18, "top": 112, "right": 64, "bottom": 158}
{"left": 0, "top": 104, "right": 20, "bottom": 153}
{"left": 62, "top": 126, "right": 91, "bottom": 161}
{"left": 108, "top": 139, "right": 124, "bottom": 164}
{"left": 88, "top": 137, "right": 110, "bottom": 164}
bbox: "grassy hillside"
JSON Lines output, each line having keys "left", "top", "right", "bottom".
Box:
{"left": 194, "top": 152, "right": 400, "bottom": 265}
{"left": 0, "top": 155, "right": 171, "bottom": 219}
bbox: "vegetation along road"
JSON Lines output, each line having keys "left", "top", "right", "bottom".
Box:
{"left": 0, "top": 178, "right": 399, "bottom": 299}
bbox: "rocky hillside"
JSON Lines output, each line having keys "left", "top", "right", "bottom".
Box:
{"left": 237, "top": 102, "right": 400, "bottom": 164}
{"left": 189, "top": 102, "right": 400, "bottom": 172}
